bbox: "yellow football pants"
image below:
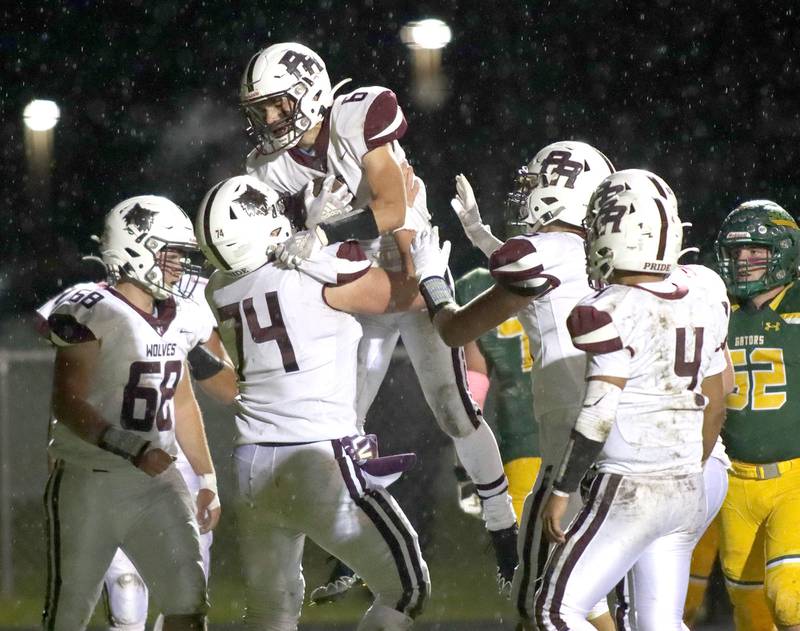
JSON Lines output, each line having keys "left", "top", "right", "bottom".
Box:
{"left": 504, "top": 457, "right": 541, "bottom": 524}
{"left": 684, "top": 515, "right": 720, "bottom": 627}
{"left": 719, "top": 459, "right": 800, "bottom": 630}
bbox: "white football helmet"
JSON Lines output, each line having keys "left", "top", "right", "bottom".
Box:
{"left": 508, "top": 141, "right": 615, "bottom": 231}
{"left": 240, "top": 42, "right": 349, "bottom": 155}
{"left": 195, "top": 175, "right": 292, "bottom": 275}
{"left": 101, "top": 196, "right": 201, "bottom": 300}
{"left": 586, "top": 168, "right": 677, "bottom": 227}
{"left": 585, "top": 171, "right": 686, "bottom": 282}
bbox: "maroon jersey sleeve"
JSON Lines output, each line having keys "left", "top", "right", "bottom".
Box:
{"left": 488, "top": 237, "right": 554, "bottom": 297}
{"left": 364, "top": 90, "right": 408, "bottom": 151}
{"left": 567, "top": 304, "right": 624, "bottom": 354}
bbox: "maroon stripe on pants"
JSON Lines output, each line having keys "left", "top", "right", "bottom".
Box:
{"left": 535, "top": 474, "right": 622, "bottom": 631}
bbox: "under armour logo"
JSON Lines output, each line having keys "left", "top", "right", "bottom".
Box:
{"left": 539, "top": 150, "right": 584, "bottom": 189}
{"left": 764, "top": 321, "right": 781, "bottom": 332}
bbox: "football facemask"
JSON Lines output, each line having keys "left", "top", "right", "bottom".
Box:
{"left": 101, "top": 196, "right": 201, "bottom": 300}
{"left": 510, "top": 141, "right": 615, "bottom": 232}
{"left": 715, "top": 200, "right": 800, "bottom": 299}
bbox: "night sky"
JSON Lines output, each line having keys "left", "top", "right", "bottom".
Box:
{"left": 3, "top": 0, "right": 799, "bottom": 314}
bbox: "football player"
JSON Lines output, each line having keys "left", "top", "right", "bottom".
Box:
{"left": 440, "top": 140, "right": 617, "bottom": 629}
{"left": 40, "top": 196, "right": 220, "bottom": 630}
{"left": 715, "top": 200, "right": 800, "bottom": 631}
{"left": 241, "top": 41, "right": 518, "bottom": 595}
{"left": 455, "top": 267, "right": 541, "bottom": 522}
{"left": 37, "top": 275, "right": 234, "bottom": 631}
{"left": 195, "top": 175, "right": 429, "bottom": 630}
{"left": 579, "top": 172, "right": 734, "bottom": 630}
{"left": 532, "top": 171, "right": 729, "bottom": 630}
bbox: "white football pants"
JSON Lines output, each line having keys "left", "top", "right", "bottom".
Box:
{"left": 234, "top": 440, "right": 429, "bottom": 630}
{"left": 513, "top": 406, "right": 608, "bottom": 620}
{"left": 616, "top": 455, "right": 729, "bottom": 629}
{"left": 42, "top": 461, "right": 207, "bottom": 631}
{"left": 534, "top": 472, "right": 706, "bottom": 631}
{"left": 102, "top": 457, "right": 213, "bottom": 630}
{"left": 356, "top": 309, "right": 515, "bottom": 530}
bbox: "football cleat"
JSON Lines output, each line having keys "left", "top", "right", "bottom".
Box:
{"left": 490, "top": 524, "right": 519, "bottom": 599}
{"left": 309, "top": 559, "right": 362, "bottom": 605}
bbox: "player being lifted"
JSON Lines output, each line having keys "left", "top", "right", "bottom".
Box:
{"left": 40, "top": 196, "right": 220, "bottom": 630}
{"left": 715, "top": 200, "right": 800, "bottom": 631}
{"left": 439, "top": 140, "right": 617, "bottom": 630}
{"left": 532, "top": 171, "right": 729, "bottom": 630}
{"left": 195, "top": 175, "right": 429, "bottom": 630}
{"left": 240, "top": 41, "right": 518, "bottom": 595}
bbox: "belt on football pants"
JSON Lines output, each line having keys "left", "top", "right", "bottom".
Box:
{"left": 729, "top": 456, "right": 800, "bottom": 480}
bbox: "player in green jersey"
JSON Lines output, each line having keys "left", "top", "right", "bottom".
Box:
{"left": 715, "top": 200, "right": 800, "bottom": 631}
{"left": 455, "top": 268, "right": 541, "bottom": 522}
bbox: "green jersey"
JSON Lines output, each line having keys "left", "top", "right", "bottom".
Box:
{"left": 455, "top": 268, "right": 538, "bottom": 461}
{"left": 724, "top": 281, "right": 800, "bottom": 463}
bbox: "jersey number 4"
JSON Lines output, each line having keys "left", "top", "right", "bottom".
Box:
{"left": 218, "top": 291, "right": 299, "bottom": 379}
{"left": 727, "top": 348, "right": 787, "bottom": 411}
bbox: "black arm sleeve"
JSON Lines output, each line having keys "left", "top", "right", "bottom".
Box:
{"left": 419, "top": 276, "right": 454, "bottom": 320}
{"left": 187, "top": 344, "right": 225, "bottom": 381}
{"left": 553, "top": 429, "right": 605, "bottom": 494}
{"left": 318, "top": 207, "right": 380, "bottom": 243}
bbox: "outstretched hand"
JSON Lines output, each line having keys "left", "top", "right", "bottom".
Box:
{"left": 410, "top": 227, "right": 451, "bottom": 282}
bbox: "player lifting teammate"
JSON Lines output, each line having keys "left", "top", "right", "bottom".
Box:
{"left": 195, "top": 175, "right": 429, "bottom": 630}
{"left": 240, "top": 41, "right": 518, "bottom": 596}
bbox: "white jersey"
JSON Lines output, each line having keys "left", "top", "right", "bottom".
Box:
{"left": 489, "top": 231, "right": 592, "bottom": 417}
{"left": 37, "top": 282, "right": 213, "bottom": 471}
{"left": 205, "top": 257, "right": 369, "bottom": 444}
{"left": 247, "top": 85, "right": 428, "bottom": 266}
{"left": 568, "top": 276, "right": 729, "bottom": 475}
{"left": 670, "top": 264, "right": 732, "bottom": 467}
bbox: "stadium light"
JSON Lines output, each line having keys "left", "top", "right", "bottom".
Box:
{"left": 23, "top": 99, "right": 60, "bottom": 131}
{"left": 23, "top": 99, "right": 60, "bottom": 202}
{"left": 400, "top": 19, "right": 452, "bottom": 111}
{"left": 400, "top": 19, "right": 452, "bottom": 50}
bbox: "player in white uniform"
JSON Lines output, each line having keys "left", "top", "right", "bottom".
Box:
{"left": 40, "top": 196, "right": 220, "bottom": 631}
{"left": 416, "top": 141, "right": 616, "bottom": 628}
{"left": 195, "top": 175, "right": 429, "bottom": 630}
{"left": 240, "top": 41, "right": 517, "bottom": 593}
{"left": 582, "top": 174, "right": 735, "bottom": 628}
{"left": 36, "top": 285, "right": 226, "bottom": 631}
{"left": 533, "top": 173, "right": 729, "bottom": 630}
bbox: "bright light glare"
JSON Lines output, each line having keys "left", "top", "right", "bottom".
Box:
{"left": 401, "top": 19, "right": 452, "bottom": 50}
{"left": 23, "top": 99, "right": 61, "bottom": 131}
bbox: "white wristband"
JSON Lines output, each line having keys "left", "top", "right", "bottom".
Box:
{"left": 199, "top": 472, "right": 218, "bottom": 495}
{"left": 551, "top": 488, "right": 570, "bottom": 498}
{"left": 199, "top": 473, "right": 220, "bottom": 510}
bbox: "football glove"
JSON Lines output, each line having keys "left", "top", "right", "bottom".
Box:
{"left": 451, "top": 174, "right": 502, "bottom": 257}
{"left": 410, "top": 227, "right": 451, "bottom": 283}
{"left": 303, "top": 175, "right": 354, "bottom": 231}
